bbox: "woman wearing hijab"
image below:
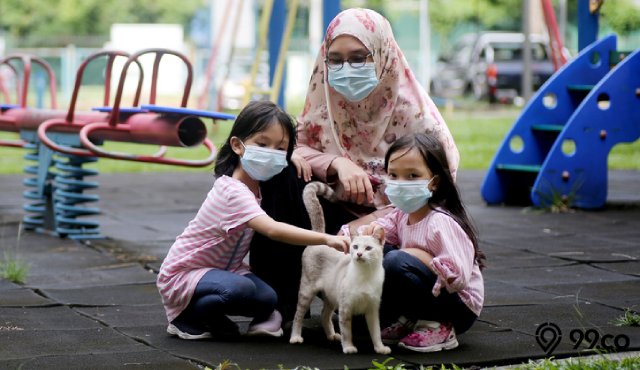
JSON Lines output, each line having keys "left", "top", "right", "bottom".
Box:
{"left": 250, "top": 8, "right": 459, "bottom": 322}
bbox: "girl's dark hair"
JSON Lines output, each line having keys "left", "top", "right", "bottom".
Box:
{"left": 214, "top": 100, "right": 296, "bottom": 177}
{"left": 384, "top": 133, "right": 486, "bottom": 269}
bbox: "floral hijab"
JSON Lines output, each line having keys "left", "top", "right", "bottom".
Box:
{"left": 297, "top": 8, "right": 459, "bottom": 183}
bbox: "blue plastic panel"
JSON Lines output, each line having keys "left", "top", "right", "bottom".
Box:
{"left": 92, "top": 106, "right": 148, "bottom": 114}
{"left": 531, "top": 48, "right": 640, "bottom": 209}
{"left": 481, "top": 35, "right": 619, "bottom": 205}
{"left": 140, "top": 104, "right": 236, "bottom": 120}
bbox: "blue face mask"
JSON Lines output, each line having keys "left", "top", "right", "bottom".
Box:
{"left": 384, "top": 179, "right": 434, "bottom": 213}
{"left": 327, "top": 63, "right": 379, "bottom": 102}
{"left": 240, "top": 142, "right": 288, "bottom": 181}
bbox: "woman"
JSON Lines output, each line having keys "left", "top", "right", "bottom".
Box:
{"left": 250, "top": 8, "right": 459, "bottom": 321}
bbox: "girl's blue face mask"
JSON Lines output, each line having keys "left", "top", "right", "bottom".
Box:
{"left": 240, "top": 142, "right": 288, "bottom": 181}
{"left": 327, "top": 63, "right": 379, "bottom": 102}
{"left": 384, "top": 178, "right": 434, "bottom": 214}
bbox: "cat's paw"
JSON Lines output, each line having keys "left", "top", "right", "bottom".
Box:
{"left": 342, "top": 345, "right": 358, "bottom": 354}
{"left": 375, "top": 345, "right": 392, "bottom": 355}
{"left": 327, "top": 333, "right": 341, "bottom": 342}
{"left": 289, "top": 335, "right": 304, "bottom": 344}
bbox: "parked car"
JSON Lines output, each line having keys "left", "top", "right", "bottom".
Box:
{"left": 430, "top": 32, "right": 557, "bottom": 103}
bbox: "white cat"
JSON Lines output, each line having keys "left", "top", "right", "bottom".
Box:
{"left": 289, "top": 182, "right": 391, "bottom": 355}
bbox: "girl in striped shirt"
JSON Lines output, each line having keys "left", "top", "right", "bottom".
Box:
{"left": 157, "top": 101, "right": 350, "bottom": 340}
{"left": 347, "top": 133, "right": 486, "bottom": 353}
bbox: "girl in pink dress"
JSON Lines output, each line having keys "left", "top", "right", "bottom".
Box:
{"left": 157, "top": 101, "right": 349, "bottom": 340}
{"left": 350, "top": 133, "right": 486, "bottom": 352}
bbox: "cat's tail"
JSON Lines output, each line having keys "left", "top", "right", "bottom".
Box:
{"left": 302, "top": 181, "right": 336, "bottom": 233}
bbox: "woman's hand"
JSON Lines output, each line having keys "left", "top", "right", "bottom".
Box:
{"left": 330, "top": 157, "right": 374, "bottom": 205}
{"left": 325, "top": 234, "right": 351, "bottom": 253}
{"left": 291, "top": 152, "right": 312, "bottom": 182}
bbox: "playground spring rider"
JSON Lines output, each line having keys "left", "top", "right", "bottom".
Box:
{"left": 0, "top": 50, "right": 235, "bottom": 239}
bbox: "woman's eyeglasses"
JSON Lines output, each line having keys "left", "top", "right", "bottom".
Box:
{"left": 325, "top": 52, "right": 373, "bottom": 71}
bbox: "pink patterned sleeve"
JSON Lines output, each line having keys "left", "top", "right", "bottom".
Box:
{"left": 295, "top": 124, "right": 339, "bottom": 182}
{"left": 427, "top": 213, "right": 475, "bottom": 296}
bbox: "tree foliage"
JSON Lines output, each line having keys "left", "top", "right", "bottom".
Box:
{"left": 0, "top": 0, "right": 202, "bottom": 45}
{"left": 428, "top": 0, "right": 523, "bottom": 36}
{"left": 600, "top": 0, "right": 640, "bottom": 35}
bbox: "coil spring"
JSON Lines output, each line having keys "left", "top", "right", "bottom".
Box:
{"left": 52, "top": 153, "right": 102, "bottom": 239}
{"left": 21, "top": 141, "right": 54, "bottom": 230}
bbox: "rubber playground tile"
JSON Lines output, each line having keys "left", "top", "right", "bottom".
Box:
{"left": 0, "top": 350, "right": 198, "bottom": 370}
{"left": 479, "top": 302, "right": 635, "bottom": 337}
{"left": 90, "top": 238, "right": 171, "bottom": 263}
{"left": 18, "top": 243, "right": 111, "bottom": 269}
{"left": 0, "top": 306, "right": 101, "bottom": 331}
{"left": 532, "top": 280, "right": 640, "bottom": 309}
{"left": 592, "top": 261, "right": 640, "bottom": 277}
{"left": 40, "top": 283, "right": 162, "bottom": 306}
{"left": 481, "top": 233, "right": 579, "bottom": 252}
{"left": 462, "top": 319, "right": 507, "bottom": 334}
{"left": 120, "top": 325, "right": 386, "bottom": 370}
{"left": 119, "top": 322, "right": 563, "bottom": 369}
{"left": 482, "top": 280, "right": 578, "bottom": 307}
{"left": 484, "top": 263, "right": 636, "bottom": 287}
{"left": 377, "top": 330, "right": 548, "bottom": 368}
{"left": 0, "top": 287, "right": 55, "bottom": 307}
{"left": 481, "top": 245, "right": 573, "bottom": 268}
{"left": 0, "top": 279, "right": 21, "bottom": 290}
{"left": 440, "top": 329, "right": 594, "bottom": 366}
{"left": 0, "top": 327, "right": 148, "bottom": 360}
{"left": 75, "top": 304, "right": 167, "bottom": 328}
{"left": 26, "top": 262, "right": 157, "bottom": 289}
{"left": 546, "top": 244, "right": 639, "bottom": 263}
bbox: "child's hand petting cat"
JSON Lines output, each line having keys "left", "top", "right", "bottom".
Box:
{"left": 325, "top": 235, "right": 350, "bottom": 253}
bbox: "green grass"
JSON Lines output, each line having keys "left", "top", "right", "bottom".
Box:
{"left": 611, "top": 308, "right": 640, "bottom": 327}
{"left": 1, "top": 106, "right": 639, "bottom": 174}
{"left": 0, "top": 253, "right": 29, "bottom": 284}
{"left": 445, "top": 110, "right": 518, "bottom": 169}
{"left": 510, "top": 355, "right": 640, "bottom": 370}
{"left": 203, "top": 356, "right": 640, "bottom": 370}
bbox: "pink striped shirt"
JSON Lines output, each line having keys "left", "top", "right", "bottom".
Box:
{"left": 344, "top": 207, "right": 484, "bottom": 316}
{"left": 156, "top": 176, "right": 266, "bottom": 322}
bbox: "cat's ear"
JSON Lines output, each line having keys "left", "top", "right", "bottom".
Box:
{"left": 372, "top": 226, "right": 385, "bottom": 244}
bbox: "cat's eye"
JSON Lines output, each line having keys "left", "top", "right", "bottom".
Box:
{"left": 352, "top": 244, "right": 359, "bottom": 250}
{"left": 365, "top": 246, "right": 373, "bottom": 251}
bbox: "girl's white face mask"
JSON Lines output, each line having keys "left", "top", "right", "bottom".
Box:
{"left": 240, "top": 143, "right": 288, "bottom": 181}
{"left": 384, "top": 178, "right": 434, "bottom": 213}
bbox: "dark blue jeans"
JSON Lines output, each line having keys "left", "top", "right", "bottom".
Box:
{"left": 381, "top": 249, "right": 478, "bottom": 334}
{"left": 174, "top": 269, "right": 277, "bottom": 327}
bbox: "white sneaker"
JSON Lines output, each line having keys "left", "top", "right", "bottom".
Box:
{"left": 166, "top": 323, "right": 212, "bottom": 340}
{"left": 246, "top": 310, "right": 283, "bottom": 337}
